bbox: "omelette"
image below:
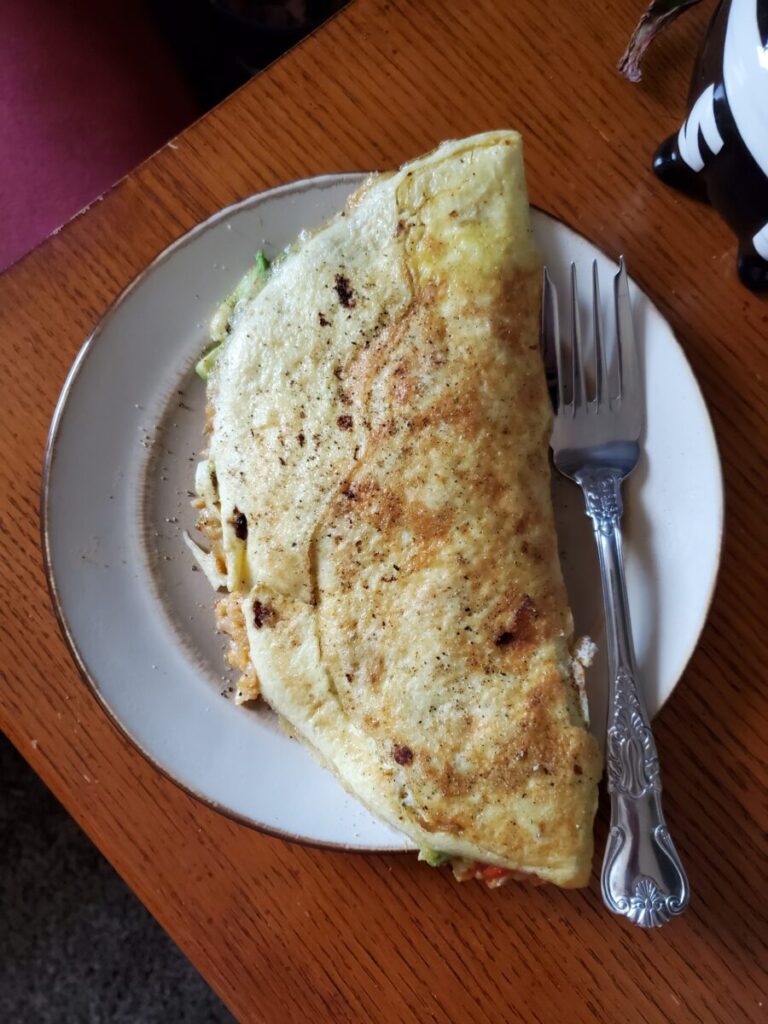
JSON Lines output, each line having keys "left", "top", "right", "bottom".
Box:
{"left": 188, "top": 131, "right": 602, "bottom": 888}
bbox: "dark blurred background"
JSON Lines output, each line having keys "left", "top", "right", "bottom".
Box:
{"left": 152, "top": 0, "right": 345, "bottom": 109}
{"left": 1, "top": 2, "right": 343, "bottom": 1020}
{"left": 1, "top": 0, "right": 345, "bottom": 271}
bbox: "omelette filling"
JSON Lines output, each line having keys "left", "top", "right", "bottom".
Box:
{"left": 187, "top": 133, "right": 601, "bottom": 889}
{"left": 185, "top": 251, "right": 273, "bottom": 702}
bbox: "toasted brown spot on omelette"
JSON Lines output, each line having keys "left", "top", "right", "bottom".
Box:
{"left": 494, "top": 594, "right": 538, "bottom": 648}
{"left": 252, "top": 601, "right": 276, "bottom": 629}
{"left": 334, "top": 273, "right": 356, "bottom": 308}
{"left": 231, "top": 508, "right": 248, "bottom": 541}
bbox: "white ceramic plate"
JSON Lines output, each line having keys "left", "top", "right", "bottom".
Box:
{"left": 43, "top": 174, "right": 723, "bottom": 851}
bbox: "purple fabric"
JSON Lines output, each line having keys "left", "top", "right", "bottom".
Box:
{"left": 0, "top": 0, "right": 197, "bottom": 271}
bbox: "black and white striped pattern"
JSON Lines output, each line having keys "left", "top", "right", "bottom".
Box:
{"left": 655, "top": 0, "right": 768, "bottom": 289}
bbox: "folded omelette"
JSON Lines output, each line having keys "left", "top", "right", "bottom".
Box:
{"left": 189, "top": 131, "right": 602, "bottom": 888}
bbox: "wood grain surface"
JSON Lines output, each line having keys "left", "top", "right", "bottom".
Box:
{"left": 2, "top": 1, "right": 767, "bottom": 1021}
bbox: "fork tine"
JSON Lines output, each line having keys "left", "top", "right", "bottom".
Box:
{"left": 542, "top": 267, "right": 565, "bottom": 411}
{"left": 570, "top": 263, "right": 585, "bottom": 411}
{"left": 613, "top": 256, "right": 642, "bottom": 423}
{"left": 592, "top": 260, "right": 608, "bottom": 408}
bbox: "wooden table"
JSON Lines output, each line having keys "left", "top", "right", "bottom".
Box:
{"left": 2, "top": 1, "right": 766, "bottom": 1020}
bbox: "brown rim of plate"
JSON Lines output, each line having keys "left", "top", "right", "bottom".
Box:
{"left": 39, "top": 174, "right": 724, "bottom": 854}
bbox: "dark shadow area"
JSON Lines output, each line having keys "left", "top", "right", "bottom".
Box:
{"left": 0, "top": 735, "right": 235, "bottom": 1023}
{"left": 150, "top": 0, "right": 346, "bottom": 109}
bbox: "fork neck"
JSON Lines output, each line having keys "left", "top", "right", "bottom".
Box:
{"left": 578, "top": 467, "right": 624, "bottom": 535}
{"left": 576, "top": 467, "right": 645, "bottom": 715}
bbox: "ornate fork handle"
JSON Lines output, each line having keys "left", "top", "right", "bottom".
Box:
{"left": 579, "top": 467, "right": 689, "bottom": 928}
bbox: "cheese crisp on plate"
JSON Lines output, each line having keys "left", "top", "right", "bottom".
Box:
{"left": 188, "top": 131, "right": 602, "bottom": 888}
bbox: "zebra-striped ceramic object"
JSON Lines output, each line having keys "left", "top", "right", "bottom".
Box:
{"left": 653, "top": 0, "right": 768, "bottom": 291}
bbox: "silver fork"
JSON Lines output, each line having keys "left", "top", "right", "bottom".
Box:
{"left": 543, "top": 258, "right": 689, "bottom": 928}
